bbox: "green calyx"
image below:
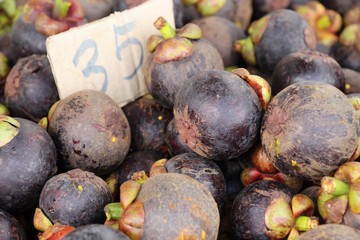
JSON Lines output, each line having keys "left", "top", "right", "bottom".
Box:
{"left": 0, "top": 115, "right": 20, "bottom": 147}
{"left": 120, "top": 179, "right": 142, "bottom": 210}
{"left": 291, "top": 194, "right": 315, "bottom": 219}
{"left": 119, "top": 200, "right": 145, "bottom": 240}
{"left": 0, "top": 52, "right": 10, "bottom": 80}
{"left": 0, "top": 0, "right": 19, "bottom": 36}
{"left": 339, "top": 24, "right": 360, "bottom": 46}
{"left": 182, "top": 0, "right": 197, "bottom": 7}
{"left": 197, "top": 0, "right": 226, "bottom": 16}
{"left": 53, "top": 0, "right": 71, "bottom": 20}
{"left": 0, "top": 104, "right": 10, "bottom": 116}
{"left": 248, "top": 15, "right": 269, "bottom": 45}
{"left": 37, "top": 117, "right": 49, "bottom": 131}
{"left": 104, "top": 202, "right": 124, "bottom": 221}
{"left": 294, "top": 216, "right": 318, "bottom": 232}
{"left": 149, "top": 158, "right": 168, "bottom": 177}
{"left": 149, "top": 17, "right": 202, "bottom": 63}
{"left": 33, "top": 208, "right": 53, "bottom": 232}
{"left": 265, "top": 197, "right": 294, "bottom": 239}
{"left": 321, "top": 176, "right": 350, "bottom": 196}
{"left": 349, "top": 181, "right": 360, "bottom": 214}
{"left": 234, "top": 37, "right": 256, "bottom": 66}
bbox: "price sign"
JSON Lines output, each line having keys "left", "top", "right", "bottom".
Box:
{"left": 46, "top": 0, "right": 174, "bottom": 107}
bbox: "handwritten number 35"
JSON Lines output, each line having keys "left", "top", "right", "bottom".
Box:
{"left": 72, "top": 22, "right": 144, "bottom": 92}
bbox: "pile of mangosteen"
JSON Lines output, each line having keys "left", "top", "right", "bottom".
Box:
{"left": 1, "top": 0, "right": 360, "bottom": 239}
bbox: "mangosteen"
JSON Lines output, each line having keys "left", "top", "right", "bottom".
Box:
{"left": 119, "top": 173, "right": 220, "bottom": 239}
{"left": 261, "top": 81, "right": 359, "bottom": 181}
{"left": 4, "top": 54, "right": 60, "bottom": 122}
{"left": 38, "top": 169, "right": 113, "bottom": 227}
{"left": 165, "top": 152, "right": 227, "bottom": 213}
{"left": 9, "top": 0, "right": 86, "bottom": 64}
{"left": 76, "top": 0, "right": 115, "bottom": 22}
{"left": 143, "top": 16, "right": 224, "bottom": 109}
{"left": 343, "top": 68, "right": 360, "bottom": 94}
{"left": 191, "top": 16, "right": 246, "bottom": 67}
{"left": 106, "top": 150, "right": 163, "bottom": 201}
{"left": 62, "top": 224, "right": 129, "bottom": 240}
{"left": 122, "top": 94, "right": 173, "bottom": 156}
{"left": 271, "top": 49, "right": 345, "bottom": 96}
{"left": 252, "top": 0, "right": 290, "bottom": 20}
{"left": 183, "top": 0, "right": 253, "bottom": 30}
{"left": 164, "top": 118, "right": 193, "bottom": 156}
{"left": 298, "top": 224, "right": 360, "bottom": 239}
{"left": 235, "top": 9, "right": 317, "bottom": 74}
{"left": 115, "top": 0, "right": 185, "bottom": 28}
{"left": 320, "top": 0, "right": 358, "bottom": 15}
{"left": 232, "top": 180, "right": 293, "bottom": 239}
{"left": 0, "top": 116, "right": 57, "bottom": 214}
{"left": 48, "top": 89, "right": 131, "bottom": 177}
{"left": 0, "top": 209, "right": 27, "bottom": 240}
{"left": 173, "top": 69, "right": 263, "bottom": 160}
{"left": 330, "top": 24, "right": 360, "bottom": 72}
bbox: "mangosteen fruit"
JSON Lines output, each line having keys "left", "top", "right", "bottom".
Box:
{"left": 252, "top": 0, "right": 290, "bottom": 20}
{"left": 4, "top": 54, "right": 60, "bottom": 122}
{"left": 298, "top": 223, "right": 360, "bottom": 240}
{"left": 38, "top": 169, "right": 113, "bottom": 227}
{"left": 271, "top": 49, "right": 345, "bottom": 96}
{"left": 164, "top": 118, "right": 193, "bottom": 156}
{"left": 235, "top": 9, "right": 317, "bottom": 73}
{"left": 173, "top": 69, "right": 263, "bottom": 160}
{"left": 143, "top": 16, "right": 224, "bottom": 109}
{"left": 261, "top": 81, "right": 359, "bottom": 181}
{"left": 120, "top": 173, "right": 220, "bottom": 239}
{"left": 9, "top": 0, "right": 86, "bottom": 64}
{"left": 330, "top": 24, "right": 360, "bottom": 72}
{"left": 343, "top": 68, "right": 360, "bottom": 94}
{"left": 48, "top": 89, "right": 131, "bottom": 177}
{"left": 0, "top": 209, "right": 27, "bottom": 240}
{"left": 232, "top": 180, "right": 293, "bottom": 239}
{"left": 191, "top": 16, "right": 246, "bottom": 67}
{"left": 0, "top": 116, "right": 57, "bottom": 213}
{"left": 76, "top": 0, "right": 115, "bottom": 22}
{"left": 320, "top": 0, "right": 358, "bottom": 15}
{"left": 62, "top": 224, "right": 129, "bottom": 240}
{"left": 165, "top": 152, "right": 227, "bottom": 213}
{"left": 183, "top": 0, "right": 253, "bottom": 30}
{"left": 106, "top": 150, "right": 163, "bottom": 201}
{"left": 122, "top": 94, "right": 173, "bottom": 156}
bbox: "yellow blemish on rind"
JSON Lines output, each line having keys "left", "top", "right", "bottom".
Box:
{"left": 111, "top": 136, "right": 117, "bottom": 143}
{"left": 292, "top": 160, "right": 298, "bottom": 167}
{"left": 346, "top": 83, "right": 351, "bottom": 90}
{"left": 158, "top": 115, "right": 163, "bottom": 121}
{"left": 201, "top": 230, "right": 206, "bottom": 240}
{"left": 275, "top": 138, "right": 280, "bottom": 157}
{"left": 77, "top": 185, "right": 83, "bottom": 192}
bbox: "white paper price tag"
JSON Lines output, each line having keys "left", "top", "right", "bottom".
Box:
{"left": 46, "top": 0, "right": 174, "bottom": 107}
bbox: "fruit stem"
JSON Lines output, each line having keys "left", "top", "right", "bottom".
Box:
{"left": 154, "top": 17, "right": 176, "bottom": 40}
{"left": 321, "top": 176, "right": 350, "bottom": 196}
{"left": 53, "top": 0, "right": 71, "bottom": 20}
{"left": 294, "top": 216, "right": 318, "bottom": 232}
{"left": 104, "top": 202, "right": 124, "bottom": 221}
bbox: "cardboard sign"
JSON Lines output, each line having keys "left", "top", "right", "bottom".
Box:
{"left": 46, "top": 0, "right": 174, "bottom": 107}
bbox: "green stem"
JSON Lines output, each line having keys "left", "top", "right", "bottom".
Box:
{"left": 104, "top": 202, "right": 124, "bottom": 221}
{"left": 321, "top": 176, "right": 350, "bottom": 196}
{"left": 154, "top": 17, "right": 176, "bottom": 40}
{"left": 294, "top": 216, "right": 318, "bottom": 232}
{"left": 53, "top": 0, "right": 71, "bottom": 20}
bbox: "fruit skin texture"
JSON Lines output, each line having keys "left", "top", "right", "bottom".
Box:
{"left": 48, "top": 89, "right": 131, "bottom": 177}
{"left": 165, "top": 152, "right": 227, "bottom": 213}
{"left": 271, "top": 49, "right": 345, "bottom": 95}
{"left": 298, "top": 223, "right": 360, "bottom": 240}
{"left": 164, "top": 118, "right": 193, "bottom": 156}
{"left": 144, "top": 38, "right": 224, "bottom": 109}
{"left": 261, "top": 81, "right": 359, "bottom": 181}
{"left": 4, "top": 54, "right": 60, "bottom": 122}
{"left": 232, "top": 180, "right": 293, "bottom": 240}
{"left": 0, "top": 209, "right": 27, "bottom": 240}
{"left": 0, "top": 118, "right": 57, "bottom": 213}
{"left": 122, "top": 95, "right": 173, "bottom": 156}
{"left": 39, "top": 169, "right": 113, "bottom": 227}
{"left": 191, "top": 16, "right": 246, "bottom": 67}
{"left": 173, "top": 69, "right": 262, "bottom": 160}
{"left": 255, "top": 9, "right": 316, "bottom": 73}
{"left": 136, "top": 173, "right": 220, "bottom": 239}
{"left": 62, "top": 224, "right": 130, "bottom": 240}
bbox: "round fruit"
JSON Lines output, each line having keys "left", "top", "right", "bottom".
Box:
{"left": 298, "top": 223, "right": 360, "bottom": 239}
{"left": 261, "top": 81, "right": 359, "bottom": 181}
{"left": 0, "top": 209, "right": 27, "bottom": 240}
{"left": 173, "top": 69, "right": 262, "bottom": 160}
{"left": 48, "top": 89, "right": 131, "bottom": 177}
{"left": 62, "top": 224, "right": 130, "bottom": 240}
